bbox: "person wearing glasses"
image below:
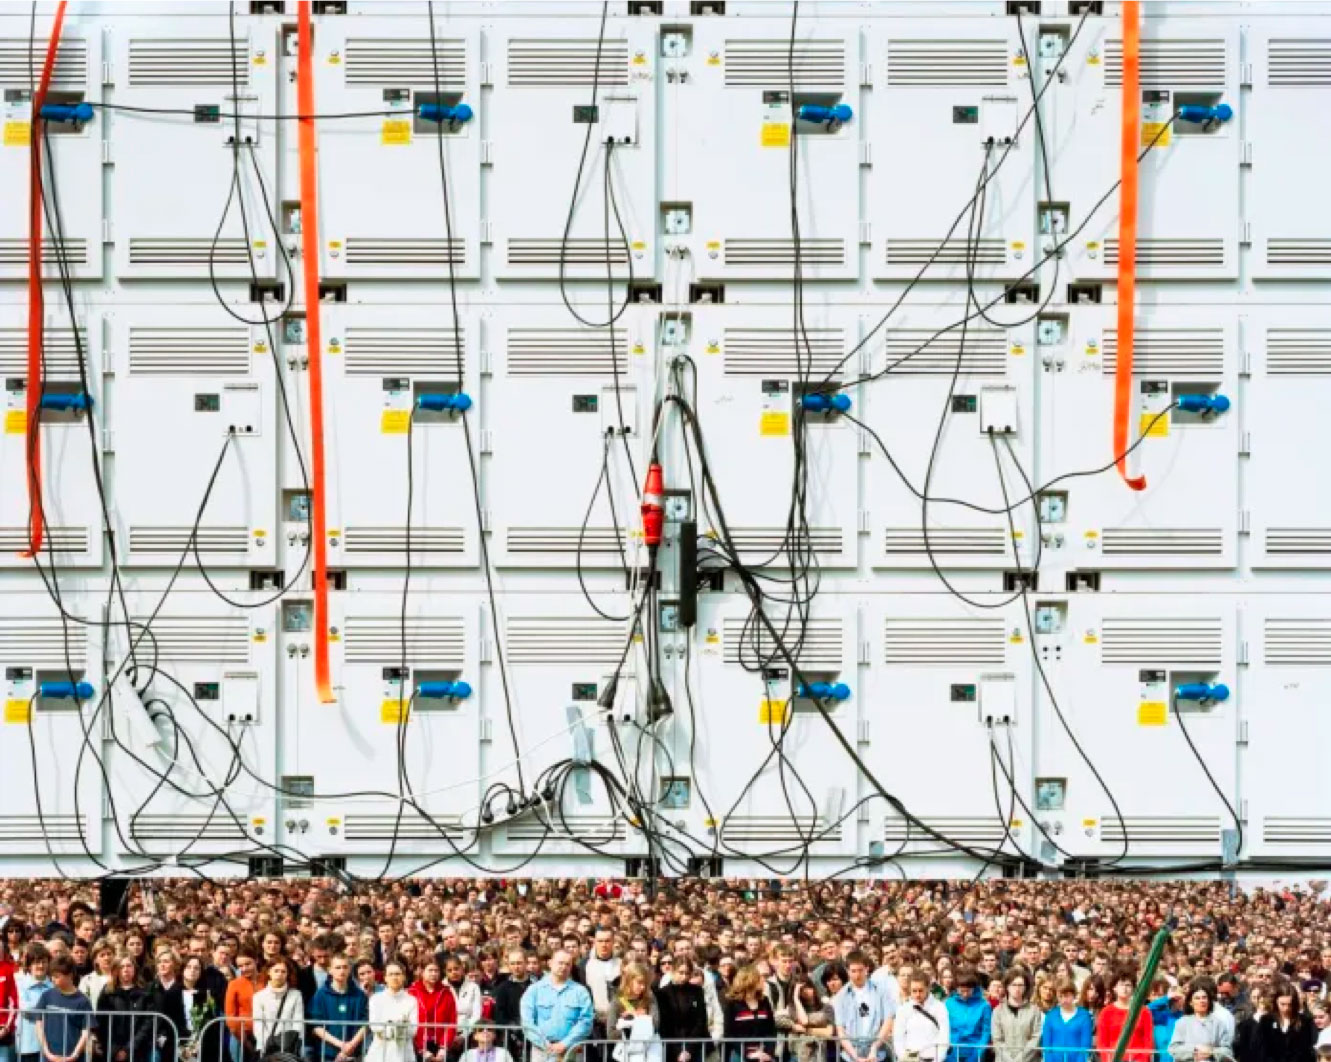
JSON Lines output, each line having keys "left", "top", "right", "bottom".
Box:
{"left": 833, "top": 953, "right": 894, "bottom": 1062}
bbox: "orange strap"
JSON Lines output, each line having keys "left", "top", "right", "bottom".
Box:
{"left": 23, "top": 0, "right": 68, "bottom": 557}
{"left": 297, "top": 1, "right": 335, "bottom": 702}
{"left": 1113, "top": 0, "right": 1147, "bottom": 492}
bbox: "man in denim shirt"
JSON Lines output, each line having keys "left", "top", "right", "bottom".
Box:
{"left": 520, "top": 951, "right": 593, "bottom": 1062}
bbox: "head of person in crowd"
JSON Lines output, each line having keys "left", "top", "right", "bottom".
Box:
{"left": 822, "top": 962, "right": 848, "bottom": 1000}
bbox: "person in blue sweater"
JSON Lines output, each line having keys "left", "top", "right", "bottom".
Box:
{"left": 945, "top": 969, "right": 992, "bottom": 1062}
{"left": 1149, "top": 980, "right": 1187, "bottom": 1060}
{"left": 1040, "top": 980, "right": 1094, "bottom": 1062}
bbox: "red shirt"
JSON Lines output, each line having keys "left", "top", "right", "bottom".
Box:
{"left": 409, "top": 981, "right": 458, "bottom": 1053}
{"left": 0, "top": 957, "right": 17, "bottom": 1036}
{"left": 1094, "top": 1003, "right": 1155, "bottom": 1062}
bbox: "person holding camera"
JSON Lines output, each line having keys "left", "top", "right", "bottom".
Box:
{"left": 366, "top": 963, "right": 419, "bottom": 1062}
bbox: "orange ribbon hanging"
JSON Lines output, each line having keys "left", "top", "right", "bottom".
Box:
{"left": 297, "top": 1, "right": 335, "bottom": 702}
{"left": 23, "top": 0, "right": 69, "bottom": 557}
{"left": 1113, "top": 0, "right": 1147, "bottom": 491}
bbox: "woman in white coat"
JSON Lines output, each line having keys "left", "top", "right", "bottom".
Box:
{"left": 367, "top": 961, "right": 421, "bottom": 1062}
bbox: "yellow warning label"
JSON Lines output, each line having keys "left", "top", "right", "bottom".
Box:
{"left": 1138, "top": 700, "right": 1168, "bottom": 726}
{"left": 1010, "top": 344, "right": 1026, "bottom": 356}
{"left": 1142, "top": 121, "right": 1172, "bottom": 149}
{"left": 327, "top": 340, "right": 341, "bottom": 355}
{"left": 4, "top": 121, "right": 31, "bottom": 147}
{"left": 4, "top": 699, "right": 31, "bottom": 724}
{"left": 761, "top": 121, "right": 790, "bottom": 148}
{"left": 1087, "top": 53, "right": 1101, "bottom": 65}
{"left": 328, "top": 54, "right": 342, "bottom": 65}
{"left": 759, "top": 698, "right": 789, "bottom": 725}
{"left": 381, "top": 118, "right": 412, "bottom": 146}
{"left": 252, "top": 54, "right": 267, "bottom": 66}
{"left": 328, "top": 629, "right": 340, "bottom": 642}
{"left": 760, "top": 411, "right": 790, "bottom": 437}
{"left": 1084, "top": 631, "right": 1099, "bottom": 644}
{"left": 707, "top": 54, "right": 721, "bottom": 66}
{"left": 253, "top": 630, "right": 267, "bottom": 643}
{"left": 632, "top": 342, "right": 645, "bottom": 355}
{"left": 1012, "top": 54, "right": 1027, "bottom": 66}
{"left": 705, "top": 342, "right": 720, "bottom": 355}
{"left": 254, "top": 341, "right": 268, "bottom": 354}
{"left": 1011, "top": 819, "right": 1024, "bottom": 829}
{"left": 5, "top": 410, "right": 27, "bottom": 435}
{"left": 381, "top": 699, "right": 410, "bottom": 724}
{"left": 631, "top": 240, "right": 646, "bottom": 251}
{"left": 632, "top": 53, "right": 647, "bottom": 66}
{"left": 1085, "top": 529, "right": 1100, "bottom": 539}
{"left": 1009, "top": 630, "right": 1024, "bottom": 644}
{"left": 1140, "top": 411, "right": 1169, "bottom": 438}
{"left": 1082, "top": 818, "right": 1098, "bottom": 828}
{"left": 381, "top": 409, "right": 411, "bottom": 434}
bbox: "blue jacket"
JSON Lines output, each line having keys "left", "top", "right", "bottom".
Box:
{"left": 1149, "top": 996, "right": 1184, "bottom": 1059}
{"left": 519, "top": 976, "right": 593, "bottom": 1051}
{"left": 308, "top": 982, "right": 370, "bottom": 1062}
{"left": 17, "top": 973, "right": 54, "bottom": 1057}
{"left": 945, "top": 991, "right": 992, "bottom": 1062}
{"left": 1039, "top": 1006, "right": 1094, "bottom": 1062}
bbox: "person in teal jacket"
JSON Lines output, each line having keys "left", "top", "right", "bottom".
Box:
{"left": 1149, "top": 981, "right": 1187, "bottom": 1059}
{"left": 1039, "top": 980, "right": 1094, "bottom": 1062}
{"left": 945, "top": 969, "right": 992, "bottom": 1062}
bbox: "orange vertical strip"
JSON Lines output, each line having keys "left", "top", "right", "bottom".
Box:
{"left": 297, "top": 1, "right": 335, "bottom": 702}
{"left": 1113, "top": 0, "right": 1147, "bottom": 492}
{"left": 23, "top": 0, "right": 68, "bottom": 557}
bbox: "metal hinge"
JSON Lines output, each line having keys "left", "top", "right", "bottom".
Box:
{"left": 480, "top": 140, "right": 493, "bottom": 165}
{"left": 859, "top": 220, "right": 872, "bottom": 245}
{"left": 859, "top": 140, "right": 872, "bottom": 167}
{"left": 480, "top": 60, "right": 493, "bottom": 87}
{"left": 1238, "top": 509, "right": 1251, "bottom": 534}
{"left": 857, "top": 638, "right": 871, "bottom": 666}
{"left": 479, "top": 718, "right": 493, "bottom": 742}
{"left": 857, "top": 802, "right": 871, "bottom": 825}
{"left": 1237, "top": 638, "right": 1249, "bottom": 666}
{"left": 101, "top": 139, "right": 112, "bottom": 164}
{"left": 102, "top": 60, "right": 113, "bottom": 86}
{"left": 102, "top": 218, "right": 112, "bottom": 244}
{"left": 479, "top": 508, "right": 491, "bottom": 533}
{"left": 479, "top": 220, "right": 493, "bottom": 245}
{"left": 479, "top": 349, "right": 493, "bottom": 375}
{"left": 859, "top": 61, "right": 872, "bottom": 87}
{"left": 857, "top": 719, "right": 870, "bottom": 744}
{"left": 102, "top": 428, "right": 114, "bottom": 453}
{"left": 102, "top": 347, "right": 113, "bottom": 375}
{"left": 1236, "top": 720, "right": 1249, "bottom": 746}
{"left": 1240, "top": 140, "right": 1252, "bottom": 166}
{"left": 857, "top": 427, "right": 871, "bottom": 456}
{"left": 1238, "top": 349, "right": 1252, "bottom": 377}
{"left": 1239, "top": 220, "right": 1252, "bottom": 246}
{"left": 857, "top": 510, "right": 871, "bottom": 534}
{"left": 479, "top": 428, "right": 493, "bottom": 454}
{"left": 478, "top": 635, "right": 493, "bottom": 664}
{"left": 1239, "top": 61, "right": 1252, "bottom": 87}
{"left": 1238, "top": 430, "right": 1251, "bottom": 457}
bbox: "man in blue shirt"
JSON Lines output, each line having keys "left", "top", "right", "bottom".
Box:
{"left": 520, "top": 950, "right": 593, "bottom": 1062}
{"left": 309, "top": 955, "right": 370, "bottom": 1062}
{"left": 36, "top": 956, "right": 93, "bottom": 1062}
{"left": 834, "top": 951, "right": 895, "bottom": 1062}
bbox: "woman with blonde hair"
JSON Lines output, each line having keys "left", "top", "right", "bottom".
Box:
{"left": 723, "top": 966, "right": 776, "bottom": 1062}
{"left": 607, "top": 963, "right": 662, "bottom": 1062}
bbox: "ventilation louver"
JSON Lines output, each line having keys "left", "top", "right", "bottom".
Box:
{"left": 506, "top": 329, "right": 628, "bottom": 376}
{"left": 881, "top": 329, "right": 1007, "bottom": 375}
{"left": 0, "top": 617, "right": 87, "bottom": 667}
{"left": 342, "top": 327, "right": 465, "bottom": 376}
{"left": 505, "top": 813, "right": 624, "bottom": 843}
{"left": 723, "top": 616, "right": 842, "bottom": 669}
{"left": 0, "top": 328, "right": 87, "bottom": 380}
{"left": 0, "top": 38, "right": 88, "bottom": 87}
{"left": 506, "top": 39, "right": 628, "bottom": 87}
{"left": 1100, "top": 816, "right": 1221, "bottom": 846}
{"left": 1265, "top": 239, "right": 1331, "bottom": 267}
{"left": 127, "top": 39, "right": 248, "bottom": 86}
{"left": 342, "top": 528, "right": 465, "bottom": 555}
{"left": 883, "top": 528, "right": 1009, "bottom": 556}
{"left": 127, "top": 239, "right": 250, "bottom": 266}
{"left": 1262, "top": 817, "right": 1331, "bottom": 846}
{"left": 724, "top": 39, "right": 845, "bottom": 89}
{"left": 1103, "top": 39, "right": 1227, "bottom": 88}
{"left": 343, "top": 239, "right": 465, "bottom": 267}
{"left": 885, "top": 238, "right": 1006, "bottom": 267}
{"left": 1266, "top": 39, "right": 1331, "bottom": 86}
{"left": 129, "top": 615, "right": 250, "bottom": 664}
{"left": 128, "top": 327, "right": 251, "bottom": 376}
{"left": 883, "top": 618, "right": 1006, "bottom": 665}
{"left": 506, "top": 239, "right": 629, "bottom": 267}
{"left": 344, "top": 814, "right": 464, "bottom": 841}
{"left": 128, "top": 527, "right": 250, "bottom": 556}
{"left": 721, "top": 328, "right": 845, "bottom": 378}
{"left": 1101, "top": 328, "right": 1224, "bottom": 376}
{"left": 505, "top": 617, "right": 626, "bottom": 666}
{"left": 1098, "top": 617, "right": 1223, "bottom": 666}
{"left": 721, "top": 815, "right": 842, "bottom": 846}
{"left": 722, "top": 527, "right": 844, "bottom": 558}
{"left": 884, "top": 816, "right": 1007, "bottom": 847}
{"left": 0, "top": 815, "right": 85, "bottom": 843}
{"left": 504, "top": 527, "right": 630, "bottom": 556}
{"left": 885, "top": 40, "right": 1008, "bottom": 87}
{"left": 1264, "top": 528, "right": 1331, "bottom": 554}
{"left": 1104, "top": 238, "right": 1226, "bottom": 268}
{"left": 0, "top": 239, "right": 89, "bottom": 267}
{"left": 1263, "top": 618, "right": 1331, "bottom": 665}
{"left": 1266, "top": 329, "right": 1331, "bottom": 375}
{"left": 724, "top": 239, "right": 845, "bottom": 268}
{"left": 1100, "top": 529, "right": 1224, "bottom": 557}
{"left": 129, "top": 816, "right": 249, "bottom": 842}
{"left": 0, "top": 527, "right": 88, "bottom": 557}
{"left": 342, "top": 617, "right": 465, "bottom": 666}
{"left": 343, "top": 38, "right": 466, "bottom": 86}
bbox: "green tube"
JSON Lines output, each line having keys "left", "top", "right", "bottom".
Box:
{"left": 1111, "top": 926, "right": 1172, "bottom": 1062}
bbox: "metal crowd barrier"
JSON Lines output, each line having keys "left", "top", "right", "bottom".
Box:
{"left": 7, "top": 1007, "right": 175, "bottom": 1062}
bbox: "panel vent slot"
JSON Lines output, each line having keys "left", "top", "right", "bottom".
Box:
{"left": 0, "top": 527, "right": 88, "bottom": 557}
{"left": 1101, "top": 816, "right": 1221, "bottom": 845}
{"left": 128, "top": 327, "right": 251, "bottom": 376}
{"left": 0, "top": 617, "right": 87, "bottom": 667}
{"left": 0, "top": 815, "right": 85, "bottom": 843}
{"left": 505, "top": 527, "right": 629, "bottom": 556}
{"left": 724, "top": 238, "right": 845, "bottom": 268}
{"left": 1104, "top": 238, "right": 1225, "bottom": 268}
{"left": 343, "top": 814, "right": 464, "bottom": 841}
{"left": 0, "top": 328, "right": 87, "bottom": 380}
{"left": 1264, "top": 528, "right": 1331, "bottom": 554}
{"left": 1265, "top": 238, "right": 1331, "bottom": 267}
{"left": 342, "top": 327, "right": 465, "bottom": 377}
{"left": 129, "top": 816, "right": 249, "bottom": 842}
{"left": 0, "top": 38, "right": 89, "bottom": 87}
{"left": 1266, "top": 329, "right": 1331, "bottom": 375}
{"left": 1101, "top": 328, "right": 1225, "bottom": 377}
{"left": 884, "top": 816, "right": 1007, "bottom": 847}
{"left": 884, "top": 618, "right": 1006, "bottom": 665}
{"left": 0, "top": 239, "right": 89, "bottom": 267}
{"left": 721, "top": 815, "right": 842, "bottom": 845}
{"left": 129, "top": 615, "right": 250, "bottom": 664}
{"left": 721, "top": 328, "right": 845, "bottom": 378}
{"left": 128, "top": 526, "right": 250, "bottom": 556}
{"left": 1099, "top": 617, "right": 1223, "bottom": 666}
{"left": 1265, "top": 39, "right": 1331, "bottom": 86}
{"left": 726, "top": 527, "right": 844, "bottom": 559}
{"left": 1262, "top": 817, "right": 1331, "bottom": 845}
{"left": 127, "top": 239, "right": 250, "bottom": 266}
{"left": 505, "top": 617, "right": 626, "bottom": 666}
{"left": 506, "top": 329, "right": 628, "bottom": 376}
{"left": 724, "top": 39, "right": 845, "bottom": 89}
{"left": 886, "top": 238, "right": 1006, "bottom": 266}
{"left": 1263, "top": 618, "right": 1331, "bottom": 665}
{"left": 506, "top": 39, "right": 629, "bottom": 87}
{"left": 343, "top": 38, "right": 466, "bottom": 87}
{"left": 505, "top": 813, "right": 624, "bottom": 842}
{"left": 723, "top": 617, "right": 842, "bottom": 669}
{"left": 1104, "top": 38, "right": 1227, "bottom": 88}
{"left": 128, "top": 39, "right": 249, "bottom": 87}
{"left": 506, "top": 238, "right": 629, "bottom": 266}
{"left": 343, "top": 238, "right": 465, "bottom": 267}
{"left": 1100, "top": 528, "right": 1224, "bottom": 556}
{"left": 881, "top": 329, "right": 1007, "bottom": 376}
{"left": 342, "top": 616, "right": 465, "bottom": 667}
{"left": 342, "top": 527, "right": 465, "bottom": 555}
{"left": 885, "top": 39, "right": 1008, "bottom": 87}
{"left": 883, "top": 528, "right": 1009, "bottom": 556}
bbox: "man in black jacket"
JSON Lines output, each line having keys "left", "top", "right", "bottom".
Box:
{"left": 149, "top": 952, "right": 189, "bottom": 1062}
{"left": 491, "top": 948, "right": 536, "bottom": 1057}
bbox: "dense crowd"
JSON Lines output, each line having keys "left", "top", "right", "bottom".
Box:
{"left": 1, "top": 879, "right": 1330, "bottom": 1062}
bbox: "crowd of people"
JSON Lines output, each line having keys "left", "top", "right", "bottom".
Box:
{"left": 1, "top": 878, "right": 1330, "bottom": 1062}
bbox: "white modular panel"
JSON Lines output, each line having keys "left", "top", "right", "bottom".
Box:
{"left": 1044, "top": 305, "right": 1238, "bottom": 571}
{"left": 0, "top": 308, "right": 104, "bottom": 569}
{"left": 102, "top": 594, "right": 277, "bottom": 859}
{"left": 870, "top": 18, "right": 1035, "bottom": 282}
{"left": 688, "top": 306, "right": 860, "bottom": 570}
{"left": 1250, "top": 20, "right": 1331, "bottom": 280}
{"left": 1246, "top": 598, "right": 1331, "bottom": 859}
{"left": 692, "top": 595, "right": 858, "bottom": 860}
{"left": 490, "top": 19, "right": 656, "bottom": 281}
{"left": 489, "top": 310, "right": 650, "bottom": 569}
{"left": 863, "top": 593, "right": 1031, "bottom": 861}
{"left": 1052, "top": 15, "right": 1239, "bottom": 282}
{"left": 0, "top": 27, "right": 102, "bottom": 281}
{"left": 491, "top": 594, "right": 637, "bottom": 858}
{"left": 315, "top": 20, "right": 481, "bottom": 281}
{"left": 868, "top": 310, "right": 1036, "bottom": 571}
{"left": 287, "top": 593, "right": 481, "bottom": 858}
{"left": 322, "top": 305, "right": 479, "bottom": 570}
{"left": 0, "top": 592, "right": 104, "bottom": 857}
{"left": 677, "top": 21, "right": 859, "bottom": 282}
{"left": 110, "top": 22, "right": 279, "bottom": 280}
{"left": 110, "top": 307, "right": 278, "bottom": 569}
{"left": 1249, "top": 309, "right": 1331, "bottom": 567}
{"left": 1033, "top": 594, "right": 1237, "bottom": 862}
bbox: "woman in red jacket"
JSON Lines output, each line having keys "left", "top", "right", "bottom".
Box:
{"left": 1094, "top": 968, "right": 1156, "bottom": 1062}
{"left": 410, "top": 958, "right": 459, "bottom": 1062}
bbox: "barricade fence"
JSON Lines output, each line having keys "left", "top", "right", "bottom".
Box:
{"left": 6, "top": 1008, "right": 175, "bottom": 1062}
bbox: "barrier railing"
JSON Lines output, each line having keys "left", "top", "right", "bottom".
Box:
{"left": 8, "top": 1006, "right": 175, "bottom": 1062}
